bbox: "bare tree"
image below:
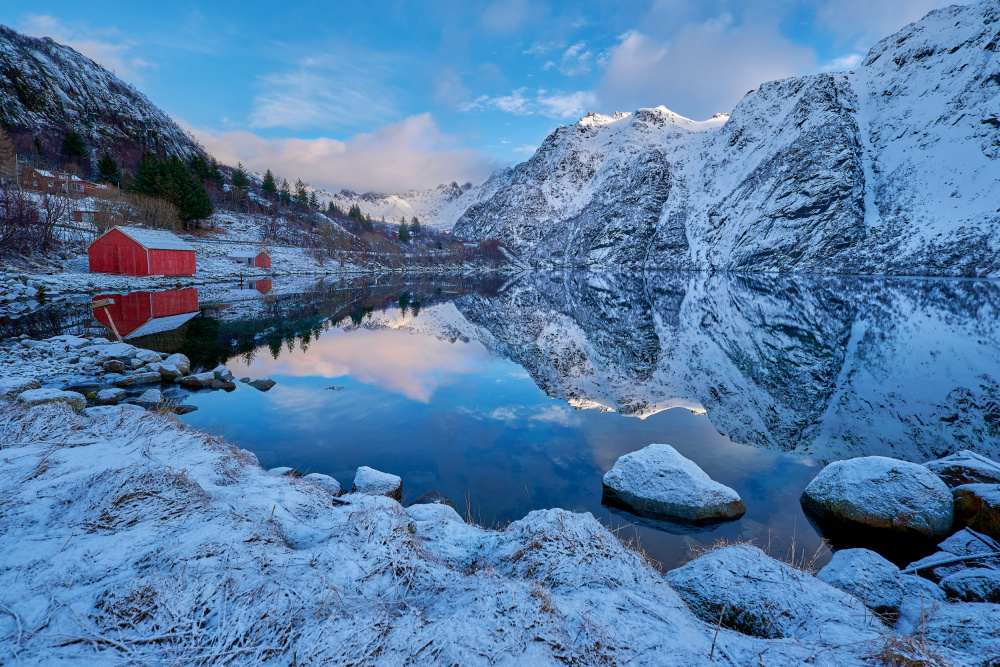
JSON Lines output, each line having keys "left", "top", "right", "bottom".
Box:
{"left": 123, "top": 193, "right": 180, "bottom": 230}
{"left": 0, "top": 126, "right": 15, "bottom": 183}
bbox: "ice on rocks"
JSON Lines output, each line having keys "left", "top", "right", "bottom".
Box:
{"left": 302, "top": 472, "right": 342, "bottom": 497}
{"left": 352, "top": 466, "right": 402, "bottom": 500}
{"left": 16, "top": 388, "right": 86, "bottom": 411}
{"left": 817, "top": 548, "right": 905, "bottom": 614}
{"left": 801, "top": 456, "right": 953, "bottom": 547}
{"left": 601, "top": 443, "right": 745, "bottom": 523}
{"left": 925, "top": 450, "right": 1000, "bottom": 487}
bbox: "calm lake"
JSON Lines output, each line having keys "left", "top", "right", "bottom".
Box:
{"left": 7, "top": 271, "right": 1000, "bottom": 569}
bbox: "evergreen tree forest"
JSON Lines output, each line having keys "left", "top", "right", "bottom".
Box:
{"left": 130, "top": 153, "right": 213, "bottom": 227}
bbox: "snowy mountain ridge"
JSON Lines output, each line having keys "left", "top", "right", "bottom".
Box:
{"left": 453, "top": 1, "right": 1000, "bottom": 277}
{"left": 0, "top": 25, "right": 204, "bottom": 159}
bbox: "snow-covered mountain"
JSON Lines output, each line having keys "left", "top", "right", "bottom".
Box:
{"left": 316, "top": 179, "right": 510, "bottom": 231}
{"left": 0, "top": 25, "right": 203, "bottom": 159}
{"left": 454, "top": 1, "right": 1000, "bottom": 277}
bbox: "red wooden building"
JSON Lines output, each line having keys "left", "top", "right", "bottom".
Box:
{"left": 20, "top": 169, "right": 108, "bottom": 198}
{"left": 88, "top": 227, "right": 196, "bottom": 276}
{"left": 93, "top": 289, "right": 200, "bottom": 339}
{"left": 228, "top": 250, "right": 272, "bottom": 268}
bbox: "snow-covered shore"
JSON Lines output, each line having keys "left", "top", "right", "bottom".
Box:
{"left": 1, "top": 333, "right": 999, "bottom": 664}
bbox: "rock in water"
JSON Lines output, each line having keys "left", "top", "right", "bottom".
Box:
{"left": 303, "top": 473, "right": 342, "bottom": 497}
{"left": 248, "top": 378, "right": 276, "bottom": 392}
{"left": 925, "top": 450, "right": 1000, "bottom": 488}
{"left": 602, "top": 444, "right": 745, "bottom": 524}
{"left": 177, "top": 372, "right": 216, "bottom": 388}
{"left": 817, "top": 548, "right": 904, "bottom": 615}
{"left": 410, "top": 490, "right": 456, "bottom": 509}
{"left": 801, "top": 456, "right": 953, "bottom": 555}
{"left": 96, "top": 388, "right": 125, "bottom": 405}
{"left": 953, "top": 484, "right": 1000, "bottom": 541}
{"left": 114, "top": 372, "right": 163, "bottom": 387}
{"left": 352, "top": 466, "right": 402, "bottom": 500}
{"left": 939, "top": 568, "right": 1000, "bottom": 603}
{"left": 162, "top": 353, "right": 191, "bottom": 376}
{"left": 664, "top": 544, "right": 882, "bottom": 641}
{"left": 16, "top": 388, "right": 86, "bottom": 412}
{"left": 137, "top": 389, "right": 164, "bottom": 406}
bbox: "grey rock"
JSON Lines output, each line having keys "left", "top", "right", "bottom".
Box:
{"left": 817, "top": 548, "right": 904, "bottom": 615}
{"left": 177, "top": 372, "right": 216, "bottom": 388}
{"left": 96, "top": 388, "right": 126, "bottom": 405}
{"left": 137, "top": 389, "right": 164, "bottom": 405}
{"left": 16, "top": 388, "right": 86, "bottom": 412}
{"left": 925, "top": 450, "right": 1000, "bottom": 488}
{"left": 940, "top": 568, "right": 1000, "bottom": 603}
{"left": 953, "top": 484, "right": 1000, "bottom": 541}
{"left": 162, "top": 353, "right": 191, "bottom": 375}
{"left": 0, "top": 376, "right": 40, "bottom": 398}
{"left": 410, "top": 490, "right": 455, "bottom": 509}
{"left": 114, "top": 372, "right": 163, "bottom": 387}
{"left": 267, "top": 467, "right": 295, "bottom": 477}
{"left": 102, "top": 360, "right": 126, "bottom": 373}
{"left": 212, "top": 365, "right": 234, "bottom": 382}
{"left": 134, "top": 349, "right": 163, "bottom": 363}
{"left": 171, "top": 405, "right": 198, "bottom": 415}
{"left": 303, "top": 473, "right": 342, "bottom": 497}
{"left": 248, "top": 378, "right": 276, "bottom": 392}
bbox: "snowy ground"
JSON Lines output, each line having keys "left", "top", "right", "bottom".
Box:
{"left": 1, "top": 333, "right": 999, "bottom": 664}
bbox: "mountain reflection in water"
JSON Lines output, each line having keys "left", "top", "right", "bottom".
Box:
{"left": 165, "top": 271, "right": 1000, "bottom": 568}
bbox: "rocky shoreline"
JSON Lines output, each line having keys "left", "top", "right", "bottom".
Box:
{"left": 1, "top": 333, "right": 999, "bottom": 664}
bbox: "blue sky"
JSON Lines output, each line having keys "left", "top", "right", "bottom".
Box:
{"left": 2, "top": 0, "right": 960, "bottom": 193}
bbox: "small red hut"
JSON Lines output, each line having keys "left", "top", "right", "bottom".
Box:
{"left": 228, "top": 250, "right": 271, "bottom": 268}
{"left": 93, "top": 289, "right": 200, "bottom": 339}
{"left": 88, "top": 227, "right": 196, "bottom": 276}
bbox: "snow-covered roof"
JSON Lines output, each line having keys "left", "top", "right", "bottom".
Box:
{"left": 112, "top": 227, "right": 195, "bottom": 251}
{"left": 125, "top": 311, "right": 200, "bottom": 339}
{"left": 228, "top": 251, "right": 260, "bottom": 259}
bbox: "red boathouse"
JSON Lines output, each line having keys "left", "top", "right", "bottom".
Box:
{"left": 88, "top": 227, "right": 196, "bottom": 276}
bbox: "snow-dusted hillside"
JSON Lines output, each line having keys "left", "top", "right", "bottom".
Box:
{"left": 454, "top": 1, "right": 1000, "bottom": 277}
{"left": 317, "top": 179, "right": 510, "bottom": 231}
{"left": 0, "top": 25, "right": 203, "bottom": 158}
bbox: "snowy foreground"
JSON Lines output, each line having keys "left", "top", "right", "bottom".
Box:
{"left": 0, "top": 395, "right": 998, "bottom": 665}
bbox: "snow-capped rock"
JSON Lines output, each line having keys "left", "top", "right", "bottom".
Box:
{"left": 302, "top": 472, "right": 342, "bottom": 497}
{"left": 925, "top": 450, "right": 1000, "bottom": 488}
{"left": 453, "top": 1, "right": 1000, "bottom": 277}
{"left": 16, "top": 388, "right": 86, "bottom": 411}
{"left": 940, "top": 568, "right": 1000, "bottom": 603}
{"left": 351, "top": 466, "right": 402, "bottom": 500}
{"left": 602, "top": 443, "right": 745, "bottom": 523}
{"left": 321, "top": 181, "right": 501, "bottom": 232}
{"left": 817, "top": 548, "right": 905, "bottom": 615}
{"left": 800, "top": 456, "right": 954, "bottom": 546}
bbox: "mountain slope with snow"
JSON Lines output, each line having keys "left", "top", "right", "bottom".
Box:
{"left": 0, "top": 25, "right": 203, "bottom": 159}
{"left": 454, "top": 1, "right": 1000, "bottom": 277}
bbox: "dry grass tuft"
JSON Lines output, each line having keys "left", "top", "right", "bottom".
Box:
{"left": 872, "top": 635, "right": 954, "bottom": 667}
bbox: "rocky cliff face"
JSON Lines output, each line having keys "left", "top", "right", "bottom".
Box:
{"left": 0, "top": 25, "right": 203, "bottom": 159}
{"left": 453, "top": 1, "right": 1000, "bottom": 277}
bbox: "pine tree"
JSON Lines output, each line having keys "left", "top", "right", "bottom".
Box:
{"left": 209, "top": 158, "right": 225, "bottom": 185}
{"left": 410, "top": 216, "right": 421, "bottom": 236}
{"left": 231, "top": 162, "right": 250, "bottom": 190}
{"left": 308, "top": 191, "right": 318, "bottom": 208}
{"left": 261, "top": 169, "right": 278, "bottom": 198}
{"left": 294, "top": 179, "right": 308, "bottom": 206}
{"left": 0, "top": 126, "right": 16, "bottom": 181}
{"left": 61, "top": 131, "right": 87, "bottom": 158}
{"left": 33, "top": 136, "right": 43, "bottom": 160}
{"left": 398, "top": 221, "right": 411, "bottom": 243}
{"left": 96, "top": 152, "right": 122, "bottom": 186}
{"left": 279, "top": 179, "right": 292, "bottom": 205}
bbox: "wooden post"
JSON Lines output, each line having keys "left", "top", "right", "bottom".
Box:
{"left": 91, "top": 298, "right": 123, "bottom": 343}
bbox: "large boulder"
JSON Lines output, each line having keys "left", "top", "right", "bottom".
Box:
{"left": 177, "top": 372, "right": 217, "bottom": 388}
{"left": 146, "top": 362, "right": 182, "bottom": 380}
{"left": 940, "top": 568, "right": 1000, "bottom": 603}
{"left": 134, "top": 349, "right": 162, "bottom": 363}
{"left": 925, "top": 450, "right": 1000, "bottom": 488}
{"left": 137, "top": 389, "right": 164, "bottom": 406}
{"left": 16, "top": 388, "right": 86, "bottom": 412}
{"left": 96, "top": 388, "right": 126, "bottom": 406}
{"left": 352, "top": 466, "right": 402, "bottom": 500}
{"left": 817, "top": 548, "right": 904, "bottom": 615}
{"left": 953, "top": 484, "right": 1000, "bottom": 541}
{"left": 602, "top": 444, "right": 745, "bottom": 524}
{"left": 664, "top": 544, "right": 883, "bottom": 641}
{"left": 800, "top": 456, "right": 953, "bottom": 554}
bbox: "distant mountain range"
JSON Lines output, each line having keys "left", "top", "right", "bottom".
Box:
{"left": 0, "top": 25, "right": 203, "bottom": 160}
{"left": 453, "top": 0, "right": 1000, "bottom": 277}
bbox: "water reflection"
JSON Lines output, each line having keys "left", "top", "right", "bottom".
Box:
{"left": 93, "top": 289, "right": 199, "bottom": 339}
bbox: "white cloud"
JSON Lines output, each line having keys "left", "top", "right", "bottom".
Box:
{"left": 17, "top": 14, "right": 153, "bottom": 84}
{"left": 249, "top": 51, "right": 399, "bottom": 131}
{"left": 596, "top": 15, "right": 817, "bottom": 120}
{"left": 190, "top": 113, "right": 498, "bottom": 194}
{"left": 461, "top": 88, "right": 596, "bottom": 120}
{"left": 815, "top": 0, "right": 961, "bottom": 49}
{"left": 820, "top": 53, "right": 863, "bottom": 72}
{"left": 559, "top": 42, "right": 594, "bottom": 76}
